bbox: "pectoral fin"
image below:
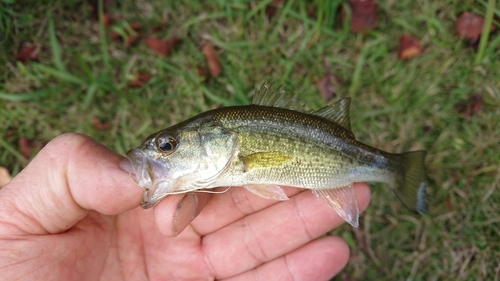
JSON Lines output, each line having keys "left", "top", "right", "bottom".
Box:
{"left": 312, "top": 184, "right": 359, "bottom": 227}
{"left": 243, "top": 184, "right": 289, "bottom": 200}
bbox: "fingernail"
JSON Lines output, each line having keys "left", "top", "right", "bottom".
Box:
{"left": 173, "top": 193, "right": 198, "bottom": 236}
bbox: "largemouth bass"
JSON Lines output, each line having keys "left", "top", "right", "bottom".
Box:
{"left": 121, "top": 84, "right": 428, "bottom": 227}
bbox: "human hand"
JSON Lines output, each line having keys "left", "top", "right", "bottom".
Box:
{"left": 0, "top": 133, "right": 370, "bottom": 280}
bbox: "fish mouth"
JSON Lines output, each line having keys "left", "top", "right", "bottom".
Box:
{"left": 120, "top": 149, "right": 171, "bottom": 208}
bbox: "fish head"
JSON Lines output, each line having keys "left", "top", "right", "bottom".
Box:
{"left": 121, "top": 122, "right": 238, "bottom": 208}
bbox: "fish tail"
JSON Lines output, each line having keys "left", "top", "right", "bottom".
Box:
{"left": 393, "top": 151, "right": 428, "bottom": 213}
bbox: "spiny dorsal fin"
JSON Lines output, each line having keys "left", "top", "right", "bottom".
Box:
{"left": 314, "top": 98, "right": 352, "bottom": 132}
{"left": 252, "top": 83, "right": 306, "bottom": 112}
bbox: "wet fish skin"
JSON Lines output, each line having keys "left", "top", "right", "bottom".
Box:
{"left": 122, "top": 85, "right": 428, "bottom": 227}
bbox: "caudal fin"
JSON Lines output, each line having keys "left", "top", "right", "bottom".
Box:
{"left": 393, "top": 151, "right": 428, "bottom": 213}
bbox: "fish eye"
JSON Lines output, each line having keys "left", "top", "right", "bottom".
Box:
{"left": 155, "top": 134, "right": 178, "bottom": 154}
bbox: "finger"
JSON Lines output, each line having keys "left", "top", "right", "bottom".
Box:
{"left": 192, "top": 186, "right": 302, "bottom": 235}
{"left": 0, "top": 133, "right": 142, "bottom": 235}
{"left": 202, "top": 183, "right": 370, "bottom": 278}
{"left": 222, "top": 236, "right": 349, "bottom": 281}
{"left": 153, "top": 192, "right": 210, "bottom": 237}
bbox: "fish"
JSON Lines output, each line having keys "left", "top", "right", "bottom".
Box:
{"left": 121, "top": 84, "right": 428, "bottom": 227}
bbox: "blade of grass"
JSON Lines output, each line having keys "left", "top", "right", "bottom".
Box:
{"left": 475, "top": 0, "right": 497, "bottom": 64}
{"left": 83, "top": 82, "right": 98, "bottom": 108}
{"left": 35, "top": 64, "right": 86, "bottom": 85}
{"left": 98, "top": 0, "right": 110, "bottom": 70}
{"left": 0, "top": 138, "right": 28, "bottom": 166}
{"left": 201, "top": 85, "right": 241, "bottom": 106}
{"left": 0, "top": 87, "right": 60, "bottom": 101}
{"left": 48, "top": 13, "right": 64, "bottom": 71}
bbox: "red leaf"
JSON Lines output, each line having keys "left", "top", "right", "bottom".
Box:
{"left": 144, "top": 37, "right": 181, "bottom": 56}
{"left": 92, "top": 118, "right": 111, "bottom": 130}
{"left": 126, "top": 34, "right": 142, "bottom": 47}
{"left": 101, "top": 13, "right": 114, "bottom": 26}
{"left": 129, "top": 72, "right": 152, "bottom": 88}
{"left": 317, "top": 71, "right": 343, "bottom": 101}
{"left": 398, "top": 35, "right": 422, "bottom": 60}
{"left": 151, "top": 19, "right": 167, "bottom": 33}
{"left": 346, "top": 0, "right": 378, "bottom": 33}
{"left": 0, "top": 167, "right": 11, "bottom": 187}
{"left": 201, "top": 44, "right": 222, "bottom": 77}
{"left": 454, "top": 94, "right": 483, "bottom": 119}
{"left": 197, "top": 66, "right": 209, "bottom": 82}
{"left": 128, "top": 21, "right": 141, "bottom": 31}
{"left": 18, "top": 137, "right": 45, "bottom": 158}
{"left": 265, "top": 0, "right": 284, "bottom": 16}
{"left": 16, "top": 46, "right": 38, "bottom": 63}
{"left": 455, "top": 12, "right": 497, "bottom": 43}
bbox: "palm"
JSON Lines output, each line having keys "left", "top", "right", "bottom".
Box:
{"left": 0, "top": 134, "right": 371, "bottom": 281}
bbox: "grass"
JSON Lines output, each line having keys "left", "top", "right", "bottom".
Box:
{"left": 1, "top": 0, "right": 500, "bottom": 280}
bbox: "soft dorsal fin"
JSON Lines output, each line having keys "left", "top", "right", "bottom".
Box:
{"left": 314, "top": 98, "right": 352, "bottom": 132}
{"left": 252, "top": 83, "right": 306, "bottom": 112}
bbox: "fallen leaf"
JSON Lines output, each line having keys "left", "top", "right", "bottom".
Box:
{"left": 19, "top": 137, "right": 45, "bottom": 158}
{"left": 126, "top": 34, "right": 142, "bottom": 47}
{"left": 455, "top": 12, "right": 497, "bottom": 44}
{"left": 201, "top": 44, "right": 222, "bottom": 77}
{"left": 265, "top": 0, "right": 284, "bottom": 16}
{"left": 317, "top": 71, "right": 343, "bottom": 101}
{"left": 101, "top": 13, "right": 114, "bottom": 26}
{"left": 0, "top": 167, "right": 11, "bottom": 188}
{"left": 129, "top": 72, "right": 152, "bottom": 88}
{"left": 144, "top": 37, "right": 181, "bottom": 56}
{"left": 16, "top": 45, "right": 38, "bottom": 63}
{"left": 346, "top": 0, "right": 378, "bottom": 33}
{"left": 454, "top": 94, "right": 483, "bottom": 118}
{"left": 151, "top": 19, "right": 167, "bottom": 33}
{"left": 197, "top": 66, "right": 209, "bottom": 82}
{"left": 87, "top": 0, "right": 115, "bottom": 19}
{"left": 128, "top": 21, "right": 141, "bottom": 31}
{"left": 445, "top": 196, "right": 453, "bottom": 212}
{"left": 398, "top": 35, "right": 422, "bottom": 60}
{"left": 92, "top": 118, "right": 111, "bottom": 130}
{"left": 109, "top": 21, "right": 142, "bottom": 47}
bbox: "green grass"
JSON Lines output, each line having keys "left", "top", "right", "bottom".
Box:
{"left": 1, "top": 0, "right": 500, "bottom": 280}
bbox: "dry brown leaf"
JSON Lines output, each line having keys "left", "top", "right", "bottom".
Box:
{"left": 454, "top": 94, "right": 483, "bottom": 119}
{"left": 346, "top": 0, "right": 378, "bottom": 33}
{"left": 197, "top": 66, "right": 209, "bottom": 82}
{"left": 201, "top": 44, "right": 222, "bottom": 77}
{"left": 92, "top": 118, "right": 111, "bottom": 130}
{"left": 144, "top": 37, "right": 181, "bottom": 56}
{"left": 398, "top": 35, "right": 422, "bottom": 60}
{"left": 19, "top": 137, "right": 45, "bottom": 158}
{"left": 151, "top": 19, "right": 167, "bottom": 33}
{"left": 109, "top": 22, "right": 143, "bottom": 47}
{"left": 87, "top": 0, "right": 115, "bottom": 19}
{"left": 129, "top": 72, "right": 152, "bottom": 88}
{"left": 125, "top": 34, "right": 142, "bottom": 47}
{"left": 317, "top": 71, "right": 343, "bottom": 101}
{"left": 0, "top": 167, "right": 11, "bottom": 188}
{"left": 265, "top": 0, "right": 284, "bottom": 16}
{"left": 101, "top": 13, "right": 114, "bottom": 26}
{"left": 16, "top": 45, "right": 38, "bottom": 63}
{"left": 455, "top": 12, "right": 497, "bottom": 44}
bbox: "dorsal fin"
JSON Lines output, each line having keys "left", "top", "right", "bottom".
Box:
{"left": 252, "top": 83, "right": 306, "bottom": 112}
{"left": 314, "top": 98, "right": 352, "bottom": 132}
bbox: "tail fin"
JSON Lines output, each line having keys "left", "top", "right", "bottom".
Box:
{"left": 393, "top": 151, "right": 428, "bottom": 214}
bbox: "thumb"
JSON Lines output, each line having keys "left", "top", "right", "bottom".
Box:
{"left": 0, "top": 133, "right": 142, "bottom": 235}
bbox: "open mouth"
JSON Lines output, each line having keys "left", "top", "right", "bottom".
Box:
{"left": 121, "top": 149, "right": 172, "bottom": 208}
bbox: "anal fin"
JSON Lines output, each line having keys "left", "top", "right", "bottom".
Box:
{"left": 312, "top": 184, "right": 359, "bottom": 227}
{"left": 243, "top": 184, "right": 289, "bottom": 201}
